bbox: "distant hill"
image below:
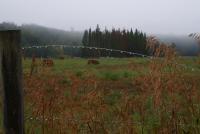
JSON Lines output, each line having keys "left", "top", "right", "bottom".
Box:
{"left": 0, "top": 22, "right": 199, "bottom": 56}
{"left": 156, "top": 34, "right": 199, "bottom": 56}
{"left": 0, "top": 22, "right": 83, "bottom": 47}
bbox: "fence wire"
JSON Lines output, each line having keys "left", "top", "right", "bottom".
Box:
{"left": 25, "top": 116, "right": 200, "bottom": 127}
{"left": 22, "top": 44, "right": 152, "bottom": 58}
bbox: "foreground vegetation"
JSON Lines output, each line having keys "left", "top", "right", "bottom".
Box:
{"left": 0, "top": 40, "right": 200, "bottom": 133}
{"left": 17, "top": 51, "right": 200, "bottom": 134}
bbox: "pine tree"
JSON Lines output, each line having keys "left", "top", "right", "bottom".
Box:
{"left": 82, "top": 26, "right": 148, "bottom": 57}
{"left": 82, "top": 30, "right": 89, "bottom": 46}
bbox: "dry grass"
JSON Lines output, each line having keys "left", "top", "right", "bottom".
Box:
{"left": 22, "top": 39, "right": 200, "bottom": 133}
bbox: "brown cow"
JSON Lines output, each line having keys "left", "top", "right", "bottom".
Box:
{"left": 42, "top": 58, "right": 54, "bottom": 67}
{"left": 88, "top": 59, "right": 100, "bottom": 65}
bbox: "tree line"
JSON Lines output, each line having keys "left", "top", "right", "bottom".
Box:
{"left": 82, "top": 25, "right": 148, "bottom": 57}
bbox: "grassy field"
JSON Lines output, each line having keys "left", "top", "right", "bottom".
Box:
{"left": 1, "top": 56, "right": 200, "bottom": 133}
{"left": 23, "top": 57, "right": 200, "bottom": 79}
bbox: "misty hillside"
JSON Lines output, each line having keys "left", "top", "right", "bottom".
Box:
{"left": 156, "top": 34, "right": 199, "bottom": 56}
{"left": 0, "top": 22, "right": 83, "bottom": 46}
{"left": 0, "top": 22, "right": 199, "bottom": 56}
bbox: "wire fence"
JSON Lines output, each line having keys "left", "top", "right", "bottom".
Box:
{"left": 22, "top": 44, "right": 199, "bottom": 72}
{"left": 22, "top": 44, "right": 152, "bottom": 58}
{"left": 21, "top": 43, "right": 199, "bottom": 76}
{"left": 25, "top": 115, "right": 200, "bottom": 127}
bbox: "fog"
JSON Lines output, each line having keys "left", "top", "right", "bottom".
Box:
{"left": 0, "top": 0, "right": 200, "bottom": 34}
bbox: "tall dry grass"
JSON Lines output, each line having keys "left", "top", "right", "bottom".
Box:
{"left": 24, "top": 37, "right": 200, "bottom": 133}
{"left": 134, "top": 36, "right": 200, "bottom": 133}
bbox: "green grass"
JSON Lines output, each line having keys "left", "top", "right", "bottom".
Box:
{"left": 23, "top": 57, "right": 200, "bottom": 79}
{"left": 23, "top": 57, "right": 149, "bottom": 79}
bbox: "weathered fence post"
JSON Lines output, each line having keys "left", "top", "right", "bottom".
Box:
{"left": 0, "top": 30, "right": 24, "bottom": 134}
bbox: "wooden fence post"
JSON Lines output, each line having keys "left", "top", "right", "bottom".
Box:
{"left": 0, "top": 30, "right": 24, "bottom": 134}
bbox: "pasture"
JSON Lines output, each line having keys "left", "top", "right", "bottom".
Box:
{"left": 1, "top": 57, "right": 200, "bottom": 133}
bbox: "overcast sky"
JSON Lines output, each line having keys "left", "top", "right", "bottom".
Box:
{"left": 0, "top": 0, "right": 200, "bottom": 34}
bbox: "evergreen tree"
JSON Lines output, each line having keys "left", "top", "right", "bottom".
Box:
{"left": 82, "top": 25, "right": 148, "bottom": 57}
{"left": 82, "top": 30, "right": 89, "bottom": 46}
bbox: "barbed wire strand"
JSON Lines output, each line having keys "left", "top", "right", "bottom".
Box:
{"left": 25, "top": 116, "right": 199, "bottom": 127}
{"left": 22, "top": 45, "right": 198, "bottom": 73}
{"left": 22, "top": 44, "right": 152, "bottom": 58}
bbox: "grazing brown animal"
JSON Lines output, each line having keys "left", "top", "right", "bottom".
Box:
{"left": 42, "top": 58, "right": 54, "bottom": 67}
{"left": 88, "top": 59, "right": 100, "bottom": 65}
